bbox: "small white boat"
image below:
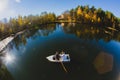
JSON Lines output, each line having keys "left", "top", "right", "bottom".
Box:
{"left": 46, "top": 54, "right": 70, "bottom": 62}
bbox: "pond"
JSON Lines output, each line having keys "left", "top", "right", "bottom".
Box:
{"left": 1, "top": 23, "right": 120, "bottom": 80}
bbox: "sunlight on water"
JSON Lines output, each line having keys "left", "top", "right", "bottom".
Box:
{"left": 5, "top": 54, "right": 14, "bottom": 63}
{"left": 1, "top": 23, "right": 120, "bottom": 80}
{"left": 2, "top": 52, "right": 16, "bottom": 65}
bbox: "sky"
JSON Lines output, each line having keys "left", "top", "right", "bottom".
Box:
{"left": 0, "top": 0, "right": 120, "bottom": 19}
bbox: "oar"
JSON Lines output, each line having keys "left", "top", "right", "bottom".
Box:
{"left": 60, "top": 61, "right": 68, "bottom": 73}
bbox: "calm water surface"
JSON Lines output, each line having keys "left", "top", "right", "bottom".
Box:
{"left": 1, "top": 23, "right": 120, "bottom": 80}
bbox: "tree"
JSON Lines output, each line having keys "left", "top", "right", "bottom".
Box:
{"left": 84, "top": 5, "right": 89, "bottom": 14}
{"left": 77, "top": 6, "right": 82, "bottom": 15}
{"left": 18, "top": 15, "right": 23, "bottom": 27}
{"left": 70, "top": 9, "right": 75, "bottom": 20}
{"left": 0, "top": 23, "right": 5, "bottom": 32}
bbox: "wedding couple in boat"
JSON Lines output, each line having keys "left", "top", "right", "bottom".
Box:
{"left": 46, "top": 50, "right": 70, "bottom": 62}
{"left": 54, "top": 50, "right": 65, "bottom": 60}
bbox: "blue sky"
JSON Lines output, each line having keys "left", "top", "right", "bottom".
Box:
{"left": 0, "top": 0, "right": 120, "bottom": 19}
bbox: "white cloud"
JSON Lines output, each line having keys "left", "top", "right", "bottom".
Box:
{"left": 0, "top": 0, "right": 9, "bottom": 12}
{"left": 0, "top": 0, "right": 21, "bottom": 19}
{"left": 15, "top": 0, "right": 21, "bottom": 3}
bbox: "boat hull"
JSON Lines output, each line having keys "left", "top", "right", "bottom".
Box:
{"left": 46, "top": 54, "right": 70, "bottom": 62}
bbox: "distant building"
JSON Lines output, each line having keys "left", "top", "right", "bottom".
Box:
{"left": 57, "top": 14, "right": 64, "bottom": 20}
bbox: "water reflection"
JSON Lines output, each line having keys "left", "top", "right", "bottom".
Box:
{"left": 0, "top": 48, "right": 16, "bottom": 80}
{"left": 0, "top": 23, "right": 120, "bottom": 80}
{"left": 1, "top": 49, "right": 16, "bottom": 66}
{"left": 4, "top": 53, "right": 15, "bottom": 64}
{"left": 61, "top": 23, "right": 65, "bottom": 27}
{"left": 61, "top": 23, "right": 120, "bottom": 42}
{"left": 8, "top": 23, "right": 120, "bottom": 50}
{"left": 11, "top": 24, "right": 56, "bottom": 50}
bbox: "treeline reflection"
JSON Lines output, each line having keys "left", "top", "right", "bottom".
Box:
{"left": 8, "top": 23, "right": 120, "bottom": 50}
{"left": 10, "top": 24, "right": 56, "bottom": 50}
{"left": 61, "top": 23, "right": 120, "bottom": 42}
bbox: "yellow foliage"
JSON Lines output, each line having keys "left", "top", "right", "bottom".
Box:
{"left": 111, "top": 17, "right": 114, "bottom": 22}
{"left": 9, "top": 28, "right": 13, "bottom": 33}
{"left": 98, "top": 17, "right": 101, "bottom": 23}
{"left": 76, "top": 30, "right": 81, "bottom": 37}
{"left": 77, "top": 7, "right": 82, "bottom": 15}
{"left": 85, "top": 14, "right": 90, "bottom": 19}
{"left": 0, "top": 24, "right": 5, "bottom": 32}
{"left": 93, "top": 15, "right": 97, "bottom": 21}
{"left": 92, "top": 19, "right": 94, "bottom": 22}
{"left": 18, "top": 16, "right": 23, "bottom": 26}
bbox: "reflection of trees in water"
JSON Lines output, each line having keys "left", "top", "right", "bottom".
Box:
{"left": 10, "top": 24, "right": 56, "bottom": 50}
{"left": 5, "top": 23, "right": 120, "bottom": 51}
{"left": 62, "top": 23, "right": 120, "bottom": 42}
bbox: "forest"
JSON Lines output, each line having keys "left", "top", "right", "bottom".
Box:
{"left": 0, "top": 12, "right": 56, "bottom": 39}
{"left": 58, "top": 5, "right": 120, "bottom": 28}
{"left": 0, "top": 5, "right": 120, "bottom": 40}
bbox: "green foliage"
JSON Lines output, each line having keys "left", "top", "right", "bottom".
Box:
{"left": 118, "top": 18, "right": 120, "bottom": 23}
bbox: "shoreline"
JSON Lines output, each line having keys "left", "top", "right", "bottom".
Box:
{"left": 0, "top": 21, "right": 119, "bottom": 53}
{"left": 0, "top": 30, "right": 26, "bottom": 53}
